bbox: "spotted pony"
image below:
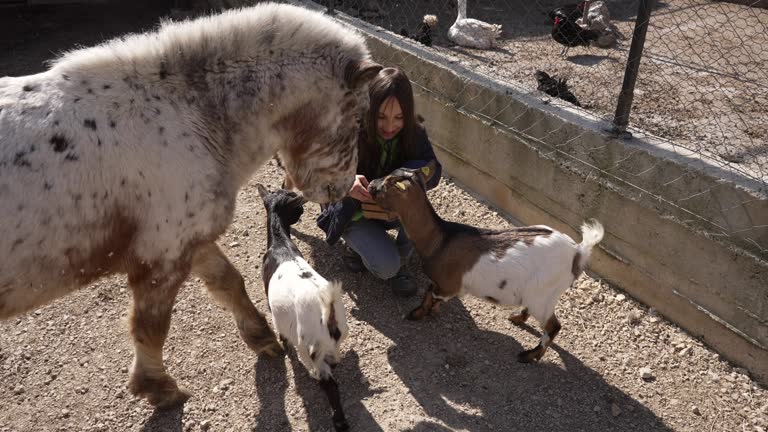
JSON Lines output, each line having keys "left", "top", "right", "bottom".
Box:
{"left": 0, "top": 3, "right": 381, "bottom": 407}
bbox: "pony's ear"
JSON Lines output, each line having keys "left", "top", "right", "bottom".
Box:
{"left": 344, "top": 59, "right": 383, "bottom": 89}
{"left": 256, "top": 184, "right": 269, "bottom": 200}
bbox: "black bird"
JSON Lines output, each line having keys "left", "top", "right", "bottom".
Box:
{"left": 548, "top": 1, "right": 587, "bottom": 23}
{"left": 535, "top": 70, "right": 582, "bottom": 107}
{"left": 399, "top": 14, "right": 438, "bottom": 47}
{"left": 549, "top": 2, "right": 600, "bottom": 56}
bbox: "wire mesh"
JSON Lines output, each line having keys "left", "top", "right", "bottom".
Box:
{"left": 249, "top": 0, "right": 768, "bottom": 254}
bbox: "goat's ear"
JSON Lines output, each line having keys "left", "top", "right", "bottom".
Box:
{"left": 344, "top": 59, "right": 383, "bottom": 89}
{"left": 417, "top": 159, "right": 438, "bottom": 184}
{"left": 256, "top": 184, "right": 269, "bottom": 200}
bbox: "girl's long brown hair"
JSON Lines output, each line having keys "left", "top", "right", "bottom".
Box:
{"left": 358, "top": 67, "right": 421, "bottom": 177}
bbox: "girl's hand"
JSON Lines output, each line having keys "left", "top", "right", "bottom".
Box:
{"left": 349, "top": 175, "right": 373, "bottom": 203}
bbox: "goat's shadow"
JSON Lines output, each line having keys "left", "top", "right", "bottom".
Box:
{"left": 292, "top": 229, "right": 672, "bottom": 432}
{"left": 252, "top": 324, "right": 385, "bottom": 431}
{"left": 140, "top": 404, "right": 184, "bottom": 432}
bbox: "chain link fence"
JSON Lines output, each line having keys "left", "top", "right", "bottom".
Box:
{"left": 225, "top": 0, "right": 767, "bottom": 253}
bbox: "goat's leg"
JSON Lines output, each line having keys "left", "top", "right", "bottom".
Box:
{"left": 517, "top": 314, "right": 562, "bottom": 363}
{"left": 126, "top": 265, "right": 191, "bottom": 408}
{"left": 406, "top": 283, "right": 446, "bottom": 320}
{"left": 192, "top": 242, "right": 282, "bottom": 357}
{"left": 319, "top": 376, "right": 349, "bottom": 432}
{"left": 508, "top": 307, "right": 530, "bottom": 325}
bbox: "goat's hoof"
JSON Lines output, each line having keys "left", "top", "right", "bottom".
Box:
{"left": 517, "top": 348, "right": 542, "bottom": 364}
{"left": 405, "top": 308, "right": 425, "bottom": 321}
{"left": 333, "top": 417, "right": 350, "bottom": 432}
{"left": 257, "top": 340, "right": 285, "bottom": 358}
{"left": 128, "top": 373, "right": 192, "bottom": 408}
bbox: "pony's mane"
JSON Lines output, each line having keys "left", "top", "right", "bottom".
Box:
{"left": 50, "top": 3, "right": 366, "bottom": 74}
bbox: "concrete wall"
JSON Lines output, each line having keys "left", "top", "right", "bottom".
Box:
{"left": 318, "top": 7, "right": 768, "bottom": 384}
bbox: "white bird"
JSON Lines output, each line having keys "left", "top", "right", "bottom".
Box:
{"left": 448, "top": 0, "right": 502, "bottom": 49}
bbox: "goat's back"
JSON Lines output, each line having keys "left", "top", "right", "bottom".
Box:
{"left": 457, "top": 227, "right": 580, "bottom": 321}
{"left": 268, "top": 257, "right": 347, "bottom": 379}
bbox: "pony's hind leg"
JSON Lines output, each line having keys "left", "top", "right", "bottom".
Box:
{"left": 126, "top": 261, "right": 191, "bottom": 407}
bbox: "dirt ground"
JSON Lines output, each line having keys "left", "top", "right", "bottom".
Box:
{"left": 339, "top": 0, "right": 768, "bottom": 181}
{"left": 1, "top": 2, "right": 768, "bottom": 432}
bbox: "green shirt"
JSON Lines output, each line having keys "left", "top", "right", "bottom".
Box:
{"left": 352, "top": 135, "right": 401, "bottom": 222}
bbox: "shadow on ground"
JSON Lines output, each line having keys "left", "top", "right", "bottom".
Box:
{"left": 293, "top": 226, "right": 672, "bottom": 432}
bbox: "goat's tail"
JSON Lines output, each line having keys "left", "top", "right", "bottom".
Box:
{"left": 574, "top": 219, "right": 604, "bottom": 275}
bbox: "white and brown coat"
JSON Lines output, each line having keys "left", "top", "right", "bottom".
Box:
{"left": 368, "top": 162, "right": 604, "bottom": 362}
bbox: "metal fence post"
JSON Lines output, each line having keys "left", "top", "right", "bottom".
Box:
{"left": 612, "top": 0, "right": 658, "bottom": 136}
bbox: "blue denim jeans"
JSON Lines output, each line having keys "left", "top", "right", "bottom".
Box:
{"left": 341, "top": 219, "right": 413, "bottom": 280}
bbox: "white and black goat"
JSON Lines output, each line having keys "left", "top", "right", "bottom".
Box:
{"left": 257, "top": 184, "right": 349, "bottom": 431}
{"left": 368, "top": 162, "right": 604, "bottom": 363}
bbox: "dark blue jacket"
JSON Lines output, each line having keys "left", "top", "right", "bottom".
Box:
{"left": 316, "top": 125, "right": 442, "bottom": 245}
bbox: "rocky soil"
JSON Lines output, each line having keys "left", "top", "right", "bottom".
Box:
{"left": 1, "top": 2, "right": 767, "bottom": 432}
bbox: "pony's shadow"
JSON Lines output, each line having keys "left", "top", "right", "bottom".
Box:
{"left": 141, "top": 404, "right": 184, "bottom": 432}
{"left": 291, "top": 230, "right": 672, "bottom": 432}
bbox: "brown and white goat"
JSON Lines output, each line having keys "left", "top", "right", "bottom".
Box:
{"left": 257, "top": 185, "right": 349, "bottom": 431}
{"left": 368, "top": 161, "right": 604, "bottom": 362}
{"left": 0, "top": 3, "right": 380, "bottom": 408}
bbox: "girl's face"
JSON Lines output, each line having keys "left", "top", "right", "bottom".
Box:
{"left": 376, "top": 96, "right": 404, "bottom": 141}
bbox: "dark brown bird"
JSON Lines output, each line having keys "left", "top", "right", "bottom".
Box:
{"left": 535, "top": 70, "right": 582, "bottom": 107}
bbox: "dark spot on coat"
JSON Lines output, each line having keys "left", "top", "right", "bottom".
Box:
{"left": 299, "top": 271, "right": 312, "bottom": 279}
{"left": 158, "top": 126, "right": 165, "bottom": 135}
{"left": 74, "top": 97, "right": 81, "bottom": 103}
{"left": 152, "top": 95, "right": 161, "bottom": 102}
{"left": 87, "top": 88, "right": 93, "bottom": 94}
{"left": 120, "top": 178, "right": 126, "bottom": 186}
{"left": 186, "top": 211, "right": 195, "bottom": 218}
{"left": 484, "top": 296, "right": 499, "bottom": 304}
{"left": 103, "top": 84, "right": 111, "bottom": 90}
{"left": 64, "top": 153, "right": 79, "bottom": 162}
{"left": 97, "top": 138, "right": 102, "bottom": 147}
{"left": 159, "top": 59, "right": 168, "bottom": 80}
{"left": 184, "top": 192, "right": 189, "bottom": 202}
{"left": 44, "top": 181, "right": 53, "bottom": 191}
{"left": 84, "top": 119, "right": 97, "bottom": 130}
{"left": 499, "top": 280, "right": 507, "bottom": 289}
{"left": 72, "top": 193, "right": 82, "bottom": 204}
{"left": 138, "top": 170, "right": 144, "bottom": 179}
{"left": 53, "top": 120, "right": 59, "bottom": 126}
{"left": 49, "top": 134, "right": 69, "bottom": 152}
{"left": 22, "top": 84, "right": 35, "bottom": 92}
{"left": 81, "top": 80, "right": 88, "bottom": 85}
{"left": 10, "top": 238, "right": 24, "bottom": 252}
{"left": 109, "top": 120, "right": 116, "bottom": 128}
{"left": 13, "top": 152, "right": 31, "bottom": 167}
{"left": 62, "top": 74, "right": 70, "bottom": 80}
